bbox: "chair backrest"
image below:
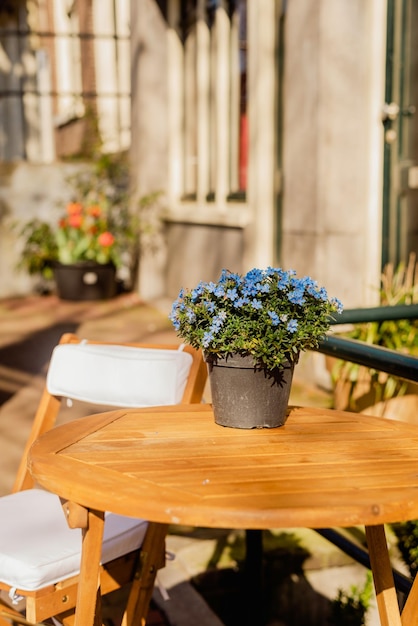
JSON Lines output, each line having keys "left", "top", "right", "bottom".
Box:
{"left": 14, "top": 333, "right": 207, "bottom": 493}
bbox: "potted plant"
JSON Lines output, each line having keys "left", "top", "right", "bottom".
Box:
{"left": 17, "top": 200, "right": 130, "bottom": 301}
{"left": 330, "top": 254, "right": 418, "bottom": 417}
{"left": 169, "top": 267, "right": 343, "bottom": 428}
{"left": 16, "top": 155, "right": 161, "bottom": 300}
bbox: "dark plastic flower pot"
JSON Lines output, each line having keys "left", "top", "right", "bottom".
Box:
{"left": 54, "top": 262, "right": 117, "bottom": 301}
{"left": 204, "top": 353, "right": 296, "bottom": 429}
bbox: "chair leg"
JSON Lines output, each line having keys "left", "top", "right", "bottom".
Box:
{"left": 365, "top": 525, "right": 402, "bottom": 626}
{"left": 0, "top": 605, "right": 45, "bottom": 626}
{"left": 0, "top": 599, "right": 21, "bottom": 626}
{"left": 73, "top": 508, "right": 105, "bottom": 626}
{"left": 121, "top": 523, "right": 168, "bottom": 626}
{"left": 1, "top": 595, "right": 50, "bottom": 626}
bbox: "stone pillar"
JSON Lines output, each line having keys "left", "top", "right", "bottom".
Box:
{"left": 130, "top": 0, "right": 169, "bottom": 298}
{"left": 130, "top": 0, "right": 168, "bottom": 196}
{"left": 245, "top": 0, "right": 277, "bottom": 270}
{"left": 282, "top": 0, "right": 386, "bottom": 307}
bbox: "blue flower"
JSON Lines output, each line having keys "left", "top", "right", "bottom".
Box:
{"left": 168, "top": 302, "right": 181, "bottom": 329}
{"left": 205, "top": 282, "right": 217, "bottom": 294}
{"left": 265, "top": 267, "right": 278, "bottom": 277}
{"left": 245, "top": 268, "right": 264, "bottom": 283}
{"left": 255, "top": 282, "right": 270, "bottom": 294}
{"left": 169, "top": 316, "right": 181, "bottom": 330}
{"left": 277, "top": 272, "right": 291, "bottom": 290}
{"left": 287, "top": 319, "right": 298, "bottom": 333}
{"left": 331, "top": 297, "right": 344, "bottom": 313}
{"left": 219, "top": 269, "right": 242, "bottom": 285}
{"left": 203, "top": 300, "right": 216, "bottom": 313}
{"left": 251, "top": 299, "right": 263, "bottom": 310}
{"left": 268, "top": 311, "right": 280, "bottom": 326}
{"left": 219, "top": 269, "right": 230, "bottom": 283}
{"left": 191, "top": 282, "right": 206, "bottom": 301}
{"left": 226, "top": 288, "right": 239, "bottom": 301}
{"left": 185, "top": 308, "right": 196, "bottom": 323}
{"left": 234, "top": 296, "right": 249, "bottom": 308}
{"left": 211, "top": 313, "right": 226, "bottom": 333}
{"left": 288, "top": 289, "right": 306, "bottom": 306}
{"left": 314, "top": 287, "right": 328, "bottom": 301}
{"left": 202, "top": 331, "right": 214, "bottom": 347}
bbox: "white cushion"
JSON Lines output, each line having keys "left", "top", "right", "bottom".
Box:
{"left": 46, "top": 343, "right": 193, "bottom": 407}
{"left": 0, "top": 489, "right": 148, "bottom": 591}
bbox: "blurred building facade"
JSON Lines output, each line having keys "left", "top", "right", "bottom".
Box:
{"left": 0, "top": 1, "right": 417, "bottom": 308}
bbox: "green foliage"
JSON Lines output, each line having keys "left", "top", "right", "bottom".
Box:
{"left": 391, "top": 521, "right": 418, "bottom": 578}
{"left": 170, "top": 267, "right": 343, "bottom": 371}
{"left": 330, "top": 572, "right": 374, "bottom": 626}
{"left": 331, "top": 255, "right": 418, "bottom": 409}
{"left": 17, "top": 219, "right": 58, "bottom": 280}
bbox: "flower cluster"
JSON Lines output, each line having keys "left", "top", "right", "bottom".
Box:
{"left": 170, "top": 267, "right": 343, "bottom": 370}
{"left": 55, "top": 201, "right": 119, "bottom": 266}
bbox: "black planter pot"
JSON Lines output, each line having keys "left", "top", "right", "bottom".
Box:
{"left": 54, "top": 262, "right": 117, "bottom": 301}
{"left": 204, "top": 353, "right": 296, "bottom": 429}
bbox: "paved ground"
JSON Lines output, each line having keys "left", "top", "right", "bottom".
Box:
{"left": 0, "top": 293, "right": 383, "bottom": 625}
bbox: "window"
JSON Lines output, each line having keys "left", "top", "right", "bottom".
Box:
{"left": 53, "top": 0, "right": 84, "bottom": 125}
{"left": 170, "top": 0, "right": 247, "bottom": 206}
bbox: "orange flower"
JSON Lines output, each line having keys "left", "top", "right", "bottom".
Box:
{"left": 66, "top": 202, "right": 83, "bottom": 215}
{"left": 98, "top": 231, "right": 115, "bottom": 247}
{"left": 87, "top": 205, "right": 102, "bottom": 217}
{"left": 68, "top": 214, "right": 83, "bottom": 228}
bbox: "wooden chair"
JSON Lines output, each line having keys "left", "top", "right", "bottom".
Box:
{"left": 0, "top": 333, "right": 207, "bottom": 626}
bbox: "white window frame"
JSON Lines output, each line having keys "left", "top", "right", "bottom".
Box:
{"left": 167, "top": 0, "right": 249, "bottom": 226}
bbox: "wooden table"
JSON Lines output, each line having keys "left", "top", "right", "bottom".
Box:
{"left": 29, "top": 404, "right": 418, "bottom": 626}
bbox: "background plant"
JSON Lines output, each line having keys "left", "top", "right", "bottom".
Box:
{"left": 391, "top": 521, "right": 418, "bottom": 579}
{"left": 329, "top": 572, "right": 374, "bottom": 626}
{"left": 17, "top": 219, "right": 58, "bottom": 280}
{"left": 16, "top": 153, "right": 162, "bottom": 290}
{"left": 331, "top": 254, "right": 418, "bottom": 409}
{"left": 170, "top": 267, "right": 343, "bottom": 370}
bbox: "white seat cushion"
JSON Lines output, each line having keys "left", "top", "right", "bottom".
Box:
{"left": 46, "top": 343, "right": 193, "bottom": 407}
{"left": 0, "top": 489, "right": 148, "bottom": 591}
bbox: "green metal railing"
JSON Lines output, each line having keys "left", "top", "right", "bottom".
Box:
{"left": 318, "top": 304, "right": 418, "bottom": 383}
{"left": 329, "top": 303, "right": 418, "bottom": 325}
{"left": 314, "top": 303, "right": 418, "bottom": 596}
{"left": 318, "top": 335, "right": 418, "bottom": 383}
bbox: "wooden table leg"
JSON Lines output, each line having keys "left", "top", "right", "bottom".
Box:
{"left": 365, "top": 525, "right": 402, "bottom": 626}
{"left": 121, "top": 522, "right": 169, "bottom": 626}
{"left": 401, "top": 567, "right": 418, "bottom": 625}
{"left": 74, "top": 508, "right": 105, "bottom": 626}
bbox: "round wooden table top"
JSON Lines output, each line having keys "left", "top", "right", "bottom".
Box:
{"left": 29, "top": 404, "right": 418, "bottom": 529}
